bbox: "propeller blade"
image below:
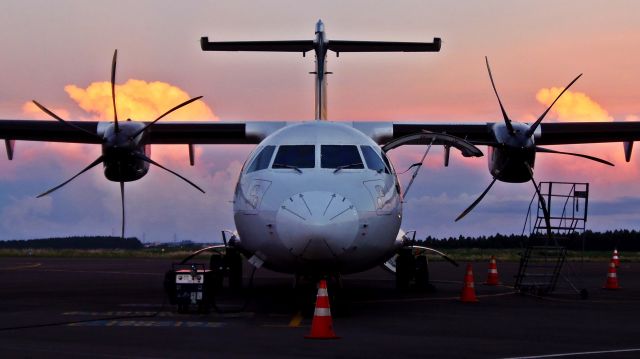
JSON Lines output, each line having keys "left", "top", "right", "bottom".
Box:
{"left": 485, "top": 57, "right": 515, "bottom": 135}
{"left": 455, "top": 177, "right": 498, "bottom": 222}
{"left": 111, "top": 49, "right": 119, "bottom": 132}
{"left": 536, "top": 146, "right": 614, "bottom": 166}
{"left": 37, "top": 156, "right": 105, "bottom": 198}
{"left": 134, "top": 153, "right": 205, "bottom": 194}
{"left": 120, "top": 181, "right": 125, "bottom": 239}
{"left": 130, "top": 96, "right": 204, "bottom": 139}
{"left": 525, "top": 73, "right": 583, "bottom": 138}
{"left": 525, "top": 163, "right": 552, "bottom": 239}
{"left": 32, "top": 100, "right": 101, "bottom": 140}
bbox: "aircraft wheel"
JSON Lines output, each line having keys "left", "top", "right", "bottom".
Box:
{"left": 226, "top": 248, "right": 243, "bottom": 290}
{"left": 395, "top": 248, "right": 415, "bottom": 290}
{"left": 209, "top": 254, "right": 225, "bottom": 290}
{"left": 414, "top": 255, "right": 428, "bottom": 287}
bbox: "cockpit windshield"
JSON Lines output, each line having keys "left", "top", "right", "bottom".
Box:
{"left": 360, "top": 145, "right": 390, "bottom": 173}
{"left": 321, "top": 145, "right": 364, "bottom": 169}
{"left": 247, "top": 145, "right": 275, "bottom": 173}
{"left": 272, "top": 145, "right": 315, "bottom": 169}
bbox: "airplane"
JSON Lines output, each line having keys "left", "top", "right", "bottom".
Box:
{"left": 2, "top": 20, "right": 640, "bottom": 287}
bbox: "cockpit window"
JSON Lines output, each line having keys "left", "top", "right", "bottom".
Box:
{"left": 381, "top": 151, "right": 394, "bottom": 174}
{"left": 247, "top": 145, "right": 275, "bottom": 173}
{"left": 272, "top": 145, "right": 315, "bottom": 169}
{"left": 321, "top": 145, "right": 364, "bottom": 169}
{"left": 360, "top": 145, "right": 389, "bottom": 173}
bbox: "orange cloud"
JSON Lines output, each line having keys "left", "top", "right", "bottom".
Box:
{"left": 22, "top": 101, "right": 70, "bottom": 120}
{"left": 16, "top": 79, "right": 218, "bottom": 169}
{"left": 64, "top": 79, "right": 216, "bottom": 122}
{"left": 531, "top": 88, "right": 640, "bottom": 193}
{"left": 535, "top": 88, "right": 612, "bottom": 122}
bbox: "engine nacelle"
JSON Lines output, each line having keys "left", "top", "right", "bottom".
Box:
{"left": 488, "top": 122, "right": 536, "bottom": 183}
{"left": 100, "top": 121, "right": 150, "bottom": 182}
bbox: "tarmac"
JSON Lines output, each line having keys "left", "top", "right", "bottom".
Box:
{"left": 1, "top": 256, "right": 640, "bottom": 358}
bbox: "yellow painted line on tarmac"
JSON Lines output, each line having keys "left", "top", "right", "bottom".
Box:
{"left": 288, "top": 311, "right": 303, "bottom": 327}
{"left": 0, "top": 262, "right": 42, "bottom": 271}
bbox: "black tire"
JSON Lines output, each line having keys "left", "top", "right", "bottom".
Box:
{"left": 580, "top": 288, "right": 589, "bottom": 300}
{"left": 395, "top": 248, "right": 415, "bottom": 290}
{"left": 226, "top": 249, "right": 243, "bottom": 290}
{"left": 209, "top": 255, "right": 225, "bottom": 290}
{"left": 414, "top": 255, "right": 430, "bottom": 290}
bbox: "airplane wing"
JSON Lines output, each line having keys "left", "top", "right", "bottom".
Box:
{"left": 388, "top": 121, "right": 640, "bottom": 146}
{"left": 4, "top": 119, "right": 640, "bottom": 147}
{"left": 0, "top": 120, "right": 287, "bottom": 145}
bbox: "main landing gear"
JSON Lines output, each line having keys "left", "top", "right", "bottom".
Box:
{"left": 209, "top": 247, "right": 243, "bottom": 291}
{"left": 395, "top": 247, "right": 434, "bottom": 291}
{"left": 384, "top": 245, "right": 459, "bottom": 291}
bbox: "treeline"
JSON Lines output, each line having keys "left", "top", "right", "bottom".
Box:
{"left": 0, "top": 236, "right": 143, "bottom": 249}
{"left": 2, "top": 231, "right": 639, "bottom": 251}
{"left": 422, "top": 230, "right": 640, "bottom": 251}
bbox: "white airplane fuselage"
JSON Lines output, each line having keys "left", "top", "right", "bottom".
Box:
{"left": 233, "top": 121, "right": 403, "bottom": 274}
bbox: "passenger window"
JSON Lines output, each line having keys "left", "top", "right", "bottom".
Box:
{"left": 247, "top": 145, "right": 275, "bottom": 173}
{"left": 272, "top": 145, "right": 315, "bottom": 169}
{"left": 321, "top": 145, "right": 364, "bottom": 169}
{"left": 360, "top": 145, "right": 389, "bottom": 173}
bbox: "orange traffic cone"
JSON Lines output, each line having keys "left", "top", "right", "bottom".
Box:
{"left": 484, "top": 256, "right": 500, "bottom": 286}
{"left": 603, "top": 259, "right": 620, "bottom": 290}
{"left": 305, "top": 279, "right": 339, "bottom": 339}
{"left": 460, "top": 263, "right": 479, "bottom": 302}
{"left": 612, "top": 248, "right": 620, "bottom": 267}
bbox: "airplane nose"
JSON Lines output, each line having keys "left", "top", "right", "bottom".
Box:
{"left": 276, "top": 191, "right": 359, "bottom": 262}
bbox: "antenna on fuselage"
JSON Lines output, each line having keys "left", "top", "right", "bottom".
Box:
{"left": 200, "top": 20, "right": 441, "bottom": 121}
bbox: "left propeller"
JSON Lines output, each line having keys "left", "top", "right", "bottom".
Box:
{"left": 34, "top": 49, "right": 205, "bottom": 238}
{"left": 455, "top": 58, "right": 614, "bottom": 234}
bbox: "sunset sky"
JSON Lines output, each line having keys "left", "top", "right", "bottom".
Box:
{"left": 1, "top": 1, "right": 640, "bottom": 242}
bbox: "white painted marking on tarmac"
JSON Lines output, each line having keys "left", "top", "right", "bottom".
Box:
{"left": 119, "top": 303, "right": 163, "bottom": 308}
{"left": 352, "top": 291, "right": 516, "bottom": 304}
{"left": 0, "top": 262, "right": 42, "bottom": 271}
{"left": 63, "top": 311, "right": 175, "bottom": 317}
{"left": 68, "top": 320, "right": 225, "bottom": 328}
{"left": 35, "top": 268, "right": 161, "bottom": 276}
{"left": 502, "top": 348, "right": 640, "bottom": 358}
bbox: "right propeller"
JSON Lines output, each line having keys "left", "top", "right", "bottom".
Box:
{"left": 455, "top": 57, "right": 614, "bottom": 235}
{"left": 34, "top": 49, "right": 205, "bottom": 238}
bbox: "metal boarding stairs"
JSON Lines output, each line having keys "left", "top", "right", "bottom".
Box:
{"left": 516, "top": 182, "right": 589, "bottom": 297}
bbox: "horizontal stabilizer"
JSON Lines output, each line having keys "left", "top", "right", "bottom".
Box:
{"left": 328, "top": 39, "right": 441, "bottom": 53}
{"left": 200, "top": 38, "right": 314, "bottom": 52}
